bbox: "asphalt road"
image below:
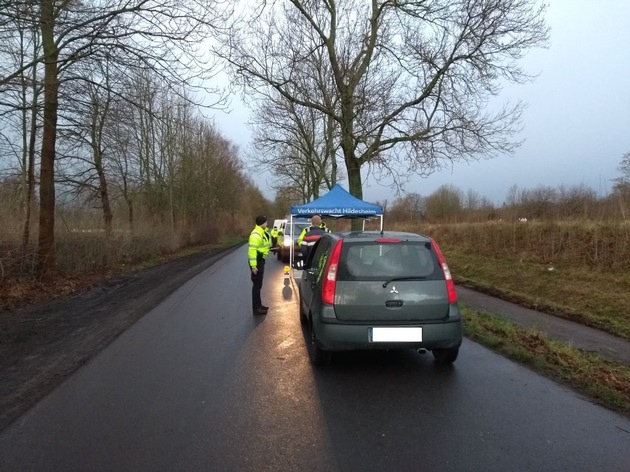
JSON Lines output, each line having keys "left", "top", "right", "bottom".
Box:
{"left": 1, "top": 248, "right": 629, "bottom": 471}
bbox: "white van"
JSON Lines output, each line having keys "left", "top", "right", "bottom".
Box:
{"left": 270, "top": 219, "right": 288, "bottom": 250}
{"left": 272, "top": 219, "right": 287, "bottom": 233}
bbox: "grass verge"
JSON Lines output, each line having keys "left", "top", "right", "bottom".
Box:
{"left": 446, "top": 248, "right": 630, "bottom": 341}
{"left": 463, "top": 306, "right": 630, "bottom": 416}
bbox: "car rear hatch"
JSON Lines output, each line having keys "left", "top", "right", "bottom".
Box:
{"left": 333, "top": 239, "right": 450, "bottom": 322}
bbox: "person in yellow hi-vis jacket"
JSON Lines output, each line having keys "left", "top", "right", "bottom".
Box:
{"left": 297, "top": 215, "right": 331, "bottom": 246}
{"left": 270, "top": 225, "right": 279, "bottom": 247}
{"left": 248, "top": 215, "right": 271, "bottom": 315}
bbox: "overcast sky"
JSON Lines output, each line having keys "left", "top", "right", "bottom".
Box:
{"left": 213, "top": 0, "right": 630, "bottom": 205}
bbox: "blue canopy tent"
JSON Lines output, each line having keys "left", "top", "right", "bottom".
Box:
{"left": 290, "top": 184, "right": 383, "bottom": 222}
{"left": 287, "top": 184, "right": 384, "bottom": 268}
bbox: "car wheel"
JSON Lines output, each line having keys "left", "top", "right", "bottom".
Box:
{"left": 277, "top": 249, "right": 282, "bottom": 261}
{"left": 432, "top": 347, "right": 459, "bottom": 365}
{"left": 308, "top": 322, "right": 332, "bottom": 366}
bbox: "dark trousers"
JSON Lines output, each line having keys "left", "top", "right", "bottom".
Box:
{"left": 251, "top": 255, "right": 265, "bottom": 310}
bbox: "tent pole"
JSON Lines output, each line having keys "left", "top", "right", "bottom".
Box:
{"left": 289, "top": 215, "right": 294, "bottom": 276}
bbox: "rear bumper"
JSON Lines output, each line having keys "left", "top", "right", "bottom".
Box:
{"left": 313, "top": 317, "right": 463, "bottom": 352}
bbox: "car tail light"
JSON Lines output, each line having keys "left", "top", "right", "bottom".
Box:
{"left": 322, "top": 240, "right": 343, "bottom": 305}
{"left": 430, "top": 239, "right": 458, "bottom": 304}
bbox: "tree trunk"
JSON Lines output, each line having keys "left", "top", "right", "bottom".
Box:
{"left": 338, "top": 88, "right": 365, "bottom": 230}
{"left": 21, "top": 90, "right": 38, "bottom": 252}
{"left": 345, "top": 151, "right": 363, "bottom": 231}
{"left": 96, "top": 163, "right": 113, "bottom": 237}
{"left": 127, "top": 199, "right": 134, "bottom": 232}
{"left": 38, "top": 0, "right": 58, "bottom": 275}
{"left": 96, "top": 163, "right": 113, "bottom": 267}
{"left": 327, "top": 113, "right": 337, "bottom": 186}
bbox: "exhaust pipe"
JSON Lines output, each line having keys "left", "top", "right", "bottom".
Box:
{"left": 417, "top": 348, "right": 427, "bottom": 355}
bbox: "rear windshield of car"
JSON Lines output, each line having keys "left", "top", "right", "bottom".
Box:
{"left": 338, "top": 241, "right": 442, "bottom": 281}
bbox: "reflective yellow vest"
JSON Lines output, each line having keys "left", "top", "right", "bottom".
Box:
{"left": 248, "top": 225, "right": 270, "bottom": 268}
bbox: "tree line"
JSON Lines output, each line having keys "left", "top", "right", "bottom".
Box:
{"left": 382, "top": 164, "right": 630, "bottom": 224}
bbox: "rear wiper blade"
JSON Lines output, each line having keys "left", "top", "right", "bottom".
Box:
{"left": 382, "top": 276, "right": 427, "bottom": 288}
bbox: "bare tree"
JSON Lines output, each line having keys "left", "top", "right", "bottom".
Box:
{"left": 556, "top": 184, "right": 597, "bottom": 219}
{"left": 57, "top": 57, "right": 124, "bottom": 237}
{"left": 425, "top": 184, "right": 463, "bottom": 222}
{"left": 250, "top": 92, "right": 343, "bottom": 201}
{"left": 107, "top": 93, "right": 141, "bottom": 231}
{"left": 388, "top": 192, "right": 425, "bottom": 223}
{"left": 611, "top": 151, "right": 630, "bottom": 219}
{"left": 614, "top": 151, "right": 630, "bottom": 187}
{"left": 219, "top": 0, "right": 548, "bottom": 228}
{"left": 245, "top": 27, "right": 342, "bottom": 200}
{"left": 464, "top": 189, "right": 482, "bottom": 212}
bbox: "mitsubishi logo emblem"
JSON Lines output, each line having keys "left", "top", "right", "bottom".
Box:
{"left": 389, "top": 285, "right": 398, "bottom": 294}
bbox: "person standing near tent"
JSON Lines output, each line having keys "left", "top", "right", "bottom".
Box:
{"left": 296, "top": 215, "right": 329, "bottom": 262}
{"left": 297, "top": 215, "right": 330, "bottom": 246}
{"left": 248, "top": 215, "right": 271, "bottom": 315}
{"left": 299, "top": 222, "right": 327, "bottom": 261}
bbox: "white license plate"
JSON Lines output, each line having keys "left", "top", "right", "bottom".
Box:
{"left": 371, "top": 327, "right": 422, "bottom": 342}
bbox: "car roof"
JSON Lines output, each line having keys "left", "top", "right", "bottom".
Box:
{"left": 333, "top": 231, "right": 432, "bottom": 243}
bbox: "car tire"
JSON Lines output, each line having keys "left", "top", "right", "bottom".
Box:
{"left": 277, "top": 249, "right": 282, "bottom": 261}
{"left": 308, "top": 323, "right": 332, "bottom": 366}
{"left": 432, "top": 347, "right": 459, "bottom": 365}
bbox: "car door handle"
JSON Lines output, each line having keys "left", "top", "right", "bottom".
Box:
{"left": 385, "top": 300, "right": 403, "bottom": 307}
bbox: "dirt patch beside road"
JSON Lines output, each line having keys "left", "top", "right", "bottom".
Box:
{"left": 0, "top": 245, "right": 241, "bottom": 432}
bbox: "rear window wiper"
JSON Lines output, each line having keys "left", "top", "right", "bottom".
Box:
{"left": 382, "top": 276, "right": 427, "bottom": 288}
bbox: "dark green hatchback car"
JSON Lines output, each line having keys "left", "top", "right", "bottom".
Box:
{"left": 298, "top": 231, "right": 462, "bottom": 366}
